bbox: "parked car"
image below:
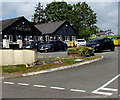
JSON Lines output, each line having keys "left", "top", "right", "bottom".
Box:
{"left": 86, "top": 38, "right": 115, "bottom": 52}
{"left": 75, "top": 39, "right": 86, "bottom": 46}
{"left": 22, "top": 41, "right": 44, "bottom": 49}
{"left": 38, "top": 40, "right": 68, "bottom": 52}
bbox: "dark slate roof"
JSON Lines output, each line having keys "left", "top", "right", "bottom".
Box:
{"left": 0, "top": 16, "right": 24, "bottom": 32}
{"left": 35, "top": 20, "right": 66, "bottom": 34}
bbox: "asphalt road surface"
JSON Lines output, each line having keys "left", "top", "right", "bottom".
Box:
{"left": 2, "top": 47, "right": 119, "bottom": 99}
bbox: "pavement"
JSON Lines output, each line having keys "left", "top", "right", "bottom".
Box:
{"left": 2, "top": 56, "right": 104, "bottom": 79}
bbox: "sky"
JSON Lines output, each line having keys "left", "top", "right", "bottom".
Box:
{"left": 0, "top": 0, "right": 119, "bottom": 34}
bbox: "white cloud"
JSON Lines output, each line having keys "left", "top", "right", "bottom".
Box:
{"left": 15, "top": 2, "right": 36, "bottom": 20}
{"left": 88, "top": 2, "right": 118, "bottom": 34}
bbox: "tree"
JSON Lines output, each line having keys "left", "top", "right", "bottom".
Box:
{"left": 80, "top": 25, "right": 99, "bottom": 40}
{"left": 70, "top": 2, "right": 97, "bottom": 38}
{"left": 31, "top": 2, "right": 45, "bottom": 24}
{"left": 44, "top": 1, "right": 72, "bottom": 22}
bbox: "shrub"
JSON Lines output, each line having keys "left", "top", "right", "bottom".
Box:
{"left": 67, "top": 46, "right": 94, "bottom": 57}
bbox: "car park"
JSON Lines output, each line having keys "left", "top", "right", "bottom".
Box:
{"left": 38, "top": 40, "right": 68, "bottom": 52}
{"left": 22, "top": 41, "right": 44, "bottom": 49}
{"left": 86, "top": 38, "right": 115, "bottom": 52}
{"left": 75, "top": 39, "right": 86, "bottom": 46}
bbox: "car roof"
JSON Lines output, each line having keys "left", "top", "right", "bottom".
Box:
{"left": 92, "top": 38, "right": 104, "bottom": 40}
{"left": 77, "top": 39, "right": 85, "bottom": 40}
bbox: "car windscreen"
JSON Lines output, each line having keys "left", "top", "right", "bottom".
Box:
{"left": 89, "top": 39, "right": 103, "bottom": 43}
{"left": 44, "top": 41, "right": 55, "bottom": 44}
{"left": 25, "top": 41, "right": 35, "bottom": 45}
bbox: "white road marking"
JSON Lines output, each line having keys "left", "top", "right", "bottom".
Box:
{"left": 92, "top": 74, "right": 120, "bottom": 96}
{"left": 4, "top": 82, "right": 14, "bottom": 85}
{"left": 18, "top": 83, "right": 29, "bottom": 86}
{"left": 101, "top": 88, "right": 118, "bottom": 92}
{"left": 50, "top": 86, "right": 65, "bottom": 90}
{"left": 92, "top": 91, "right": 113, "bottom": 96}
{"left": 33, "top": 85, "right": 47, "bottom": 88}
{"left": 71, "top": 89, "right": 86, "bottom": 93}
{"left": 100, "top": 74, "right": 120, "bottom": 89}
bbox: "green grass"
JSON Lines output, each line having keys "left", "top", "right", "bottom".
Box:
{"left": 1, "top": 56, "right": 101, "bottom": 74}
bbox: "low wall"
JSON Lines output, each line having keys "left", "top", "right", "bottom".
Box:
{"left": 0, "top": 49, "right": 37, "bottom": 66}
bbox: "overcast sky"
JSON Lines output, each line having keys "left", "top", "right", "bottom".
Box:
{"left": 0, "top": 0, "right": 119, "bottom": 34}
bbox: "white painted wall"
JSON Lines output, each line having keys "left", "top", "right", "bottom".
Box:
{"left": 0, "top": 49, "right": 37, "bottom": 66}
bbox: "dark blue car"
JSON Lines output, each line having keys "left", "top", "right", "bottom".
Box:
{"left": 86, "top": 38, "right": 115, "bottom": 52}
{"left": 22, "top": 41, "right": 44, "bottom": 49}
{"left": 38, "top": 40, "right": 68, "bottom": 52}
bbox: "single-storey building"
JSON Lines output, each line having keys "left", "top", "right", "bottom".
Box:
{"left": 0, "top": 16, "right": 42, "bottom": 48}
{"left": 0, "top": 16, "right": 79, "bottom": 48}
{"left": 35, "top": 20, "right": 79, "bottom": 42}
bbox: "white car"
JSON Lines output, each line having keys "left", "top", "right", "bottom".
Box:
{"left": 75, "top": 39, "right": 86, "bottom": 46}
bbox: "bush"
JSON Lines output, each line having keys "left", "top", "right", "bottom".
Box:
{"left": 67, "top": 46, "right": 94, "bottom": 57}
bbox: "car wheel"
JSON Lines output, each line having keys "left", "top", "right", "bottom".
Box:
{"left": 110, "top": 46, "right": 114, "bottom": 51}
{"left": 98, "top": 47, "right": 103, "bottom": 52}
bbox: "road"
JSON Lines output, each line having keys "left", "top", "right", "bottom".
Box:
{"left": 2, "top": 47, "right": 119, "bottom": 99}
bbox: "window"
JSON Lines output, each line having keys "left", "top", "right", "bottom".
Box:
{"left": 58, "top": 35, "right": 63, "bottom": 41}
{"left": 72, "top": 36, "right": 76, "bottom": 41}
{"left": 16, "top": 35, "right": 22, "bottom": 40}
{"left": 39, "top": 36, "right": 43, "bottom": 41}
{"left": 45, "top": 35, "right": 50, "bottom": 41}
{"left": 65, "top": 36, "right": 70, "bottom": 41}
{"left": 9, "top": 35, "right": 13, "bottom": 42}
{"left": 34, "top": 36, "right": 39, "bottom": 41}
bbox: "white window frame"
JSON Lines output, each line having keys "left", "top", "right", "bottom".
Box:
{"left": 65, "top": 36, "right": 70, "bottom": 41}
{"left": 9, "top": 35, "right": 13, "bottom": 42}
{"left": 45, "top": 35, "right": 50, "bottom": 41}
{"left": 72, "top": 36, "right": 76, "bottom": 41}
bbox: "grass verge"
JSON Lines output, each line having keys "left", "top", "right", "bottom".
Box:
{"left": 1, "top": 56, "right": 101, "bottom": 74}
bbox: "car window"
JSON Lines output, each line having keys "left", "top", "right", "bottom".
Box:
{"left": 37, "top": 41, "right": 44, "bottom": 45}
{"left": 57, "top": 41, "right": 63, "bottom": 44}
{"left": 77, "top": 40, "right": 85, "bottom": 42}
{"left": 45, "top": 41, "right": 55, "bottom": 44}
{"left": 89, "top": 39, "right": 102, "bottom": 43}
{"left": 103, "top": 39, "right": 111, "bottom": 43}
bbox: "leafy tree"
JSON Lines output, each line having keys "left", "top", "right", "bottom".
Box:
{"left": 70, "top": 2, "right": 97, "bottom": 38}
{"left": 44, "top": 1, "right": 72, "bottom": 22}
{"left": 31, "top": 2, "right": 45, "bottom": 24}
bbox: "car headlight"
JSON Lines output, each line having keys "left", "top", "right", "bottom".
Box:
{"left": 26, "top": 46, "right": 31, "bottom": 48}
{"left": 95, "top": 44, "right": 100, "bottom": 46}
{"left": 45, "top": 46, "right": 51, "bottom": 49}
